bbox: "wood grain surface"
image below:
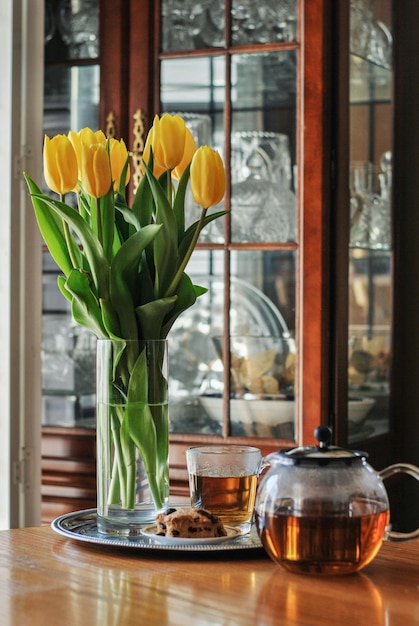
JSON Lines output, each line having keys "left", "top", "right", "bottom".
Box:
{"left": 0, "top": 526, "right": 418, "bottom": 625}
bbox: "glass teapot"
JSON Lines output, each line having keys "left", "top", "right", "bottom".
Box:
{"left": 255, "top": 426, "right": 419, "bottom": 575}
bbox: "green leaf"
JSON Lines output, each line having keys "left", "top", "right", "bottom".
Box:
{"left": 56, "top": 275, "right": 73, "bottom": 303}
{"left": 110, "top": 224, "right": 162, "bottom": 341}
{"left": 78, "top": 189, "right": 91, "bottom": 223}
{"left": 178, "top": 209, "right": 229, "bottom": 261}
{"left": 111, "top": 223, "right": 123, "bottom": 260}
{"left": 119, "top": 412, "right": 137, "bottom": 509}
{"left": 144, "top": 165, "right": 179, "bottom": 296}
{"left": 135, "top": 296, "right": 177, "bottom": 339}
{"left": 137, "top": 250, "right": 155, "bottom": 305}
{"left": 126, "top": 352, "right": 158, "bottom": 460}
{"left": 24, "top": 174, "right": 73, "bottom": 276}
{"left": 100, "top": 298, "right": 122, "bottom": 339}
{"left": 66, "top": 269, "right": 108, "bottom": 338}
{"left": 115, "top": 195, "right": 142, "bottom": 232}
{"left": 107, "top": 408, "right": 125, "bottom": 505}
{"left": 111, "top": 340, "right": 129, "bottom": 386}
{"left": 118, "top": 157, "right": 130, "bottom": 196}
{"left": 173, "top": 163, "right": 190, "bottom": 242}
{"left": 131, "top": 169, "right": 154, "bottom": 228}
{"left": 28, "top": 191, "right": 110, "bottom": 299}
{"left": 124, "top": 347, "right": 168, "bottom": 509}
{"left": 161, "top": 274, "right": 206, "bottom": 337}
{"left": 100, "top": 187, "right": 116, "bottom": 262}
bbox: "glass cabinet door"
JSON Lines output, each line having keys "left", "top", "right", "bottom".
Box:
{"left": 348, "top": 0, "right": 393, "bottom": 444}
{"left": 159, "top": 1, "right": 299, "bottom": 440}
{"left": 40, "top": 0, "right": 331, "bottom": 447}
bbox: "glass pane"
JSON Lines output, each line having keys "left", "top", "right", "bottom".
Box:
{"left": 160, "top": 56, "right": 225, "bottom": 143}
{"left": 45, "top": 0, "right": 99, "bottom": 62}
{"left": 231, "top": 51, "right": 297, "bottom": 243}
{"left": 169, "top": 251, "right": 225, "bottom": 435}
{"left": 348, "top": 0, "right": 393, "bottom": 443}
{"left": 348, "top": 251, "right": 392, "bottom": 443}
{"left": 42, "top": 253, "right": 97, "bottom": 427}
{"left": 160, "top": 0, "right": 298, "bottom": 51}
{"left": 169, "top": 250, "right": 296, "bottom": 437}
{"left": 44, "top": 65, "right": 100, "bottom": 136}
{"left": 161, "top": 0, "right": 225, "bottom": 51}
{"left": 231, "top": 0, "right": 297, "bottom": 45}
{"left": 201, "top": 250, "right": 296, "bottom": 439}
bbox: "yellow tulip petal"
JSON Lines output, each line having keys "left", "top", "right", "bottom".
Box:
{"left": 81, "top": 143, "right": 112, "bottom": 198}
{"left": 79, "top": 127, "right": 99, "bottom": 147}
{"left": 68, "top": 130, "right": 83, "bottom": 181}
{"left": 95, "top": 130, "right": 107, "bottom": 144}
{"left": 142, "top": 118, "right": 166, "bottom": 177}
{"left": 172, "top": 127, "right": 196, "bottom": 180}
{"left": 109, "top": 138, "right": 130, "bottom": 190}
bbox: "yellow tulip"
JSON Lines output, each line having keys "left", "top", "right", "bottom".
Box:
{"left": 80, "top": 142, "right": 112, "bottom": 198}
{"left": 144, "top": 114, "right": 187, "bottom": 172}
{"left": 190, "top": 146, "right": 226, "bottom": 208}
{"left": 156, "top": 114, "right": 187, "bottom": 170}
{"left": 43, "top": 134, "right": 78, "bottom": 196}
{"left": 172, "top": 127, "right": 196, "bottom": 180}
{"left": 109, "top": 138, "right": 131, "bottom": 190}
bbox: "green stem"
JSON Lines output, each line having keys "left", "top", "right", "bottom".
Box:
{"left": 164, "top": 206, "right": 207, "bottom": 297}
{"left": 109, "top": 454, "right": 121, "bottom": 505}
{"left": 124, "top": 456, "right": 136, "bottom": 509}
{"left": 146, "top": 471, "right": 164, "bottom": 510}
{"left": 60, "top": 193, "right": 79, "bottom": 269}
{"left": 96, "top": 197, "right": 103, "bottom": 245}
{"left": 108, "top": 409, "right": 126, "bottom": 505}
{"left": 77, "top": 190, "right": 88, "bottom": 221}
{"left": 167, "top": 169, "right": 173, "bottom": 206}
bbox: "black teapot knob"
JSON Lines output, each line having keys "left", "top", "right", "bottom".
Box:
{"left": 314, "top": 425, "right": 332, "bottom": 449}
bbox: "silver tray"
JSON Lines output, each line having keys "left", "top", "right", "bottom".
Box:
{"left": 51, "top": 509, "right": 264, "bottom": 553}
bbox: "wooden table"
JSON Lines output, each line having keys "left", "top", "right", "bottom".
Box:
{"left": 0, "top": 525, "right": 418, "bottom": 625}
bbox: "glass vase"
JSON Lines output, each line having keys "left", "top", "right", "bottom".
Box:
{"left": 96, "top": 339, "right": 169, "bottom": 535}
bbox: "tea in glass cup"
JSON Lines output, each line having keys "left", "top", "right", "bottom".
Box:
{"left": 186, "top": 445, "right": 264, "bottom": 534}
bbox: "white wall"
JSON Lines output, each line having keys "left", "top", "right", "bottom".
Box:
{"left": 0, "top": 0, "right": 44, "bottom": 528}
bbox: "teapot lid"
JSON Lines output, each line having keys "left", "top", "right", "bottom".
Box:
{"left": 279, "top": 426, "right": 367, "bottom": 464}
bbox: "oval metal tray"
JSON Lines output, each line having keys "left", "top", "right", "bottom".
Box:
{"left": 51, "top": 508, "right": 264, "bottom": 553}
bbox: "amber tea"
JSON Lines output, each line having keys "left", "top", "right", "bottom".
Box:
{"left": 186, "top": 445, "right": 263, "bottom": 533}
{"left": 189, "top": 473, "right": 258, "bottom": 528}
{"left": 255, "top": 508, "right": 390, "bottom": 575}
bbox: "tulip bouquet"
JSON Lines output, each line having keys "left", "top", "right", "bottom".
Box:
{"left": 24, "top": 114, "right": 226, "bottom": 519}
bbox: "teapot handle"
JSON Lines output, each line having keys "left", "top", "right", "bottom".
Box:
{"left": 379, "top": 463, "right": 419, "bottom": 542}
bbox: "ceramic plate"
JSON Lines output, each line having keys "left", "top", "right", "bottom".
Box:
{"left": 140, "top": 524, "right": 241, "bottom": 546}
{"left": 51, "top": 509, "right": 263, "bottom": 553}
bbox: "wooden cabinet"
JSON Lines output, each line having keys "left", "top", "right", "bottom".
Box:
{"left": 41, "top": 0, "right": 419, "bottom": 527}
{"left": 41, "top": 427, "right": 96, "bottom": 524}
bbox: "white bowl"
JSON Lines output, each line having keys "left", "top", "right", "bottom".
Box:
{"left": 199, "top": 396, "right": 295, "bottom": 426}
{"left": 348, "top": 397, "right": 375, "bottom": 424}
